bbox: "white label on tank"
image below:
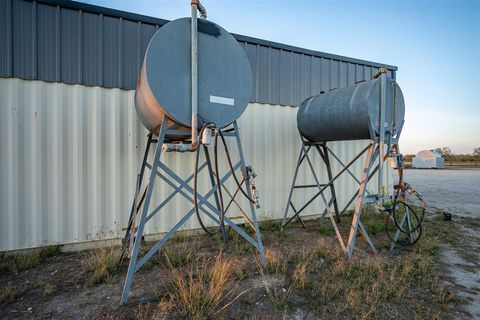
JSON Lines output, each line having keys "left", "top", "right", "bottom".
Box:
{"left": 210, "top": 95, "right": 235, "bottom": 106}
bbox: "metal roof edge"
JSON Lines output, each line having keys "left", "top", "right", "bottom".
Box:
{"left": 36, "top": 0, "right": 170, "bottom": 26}
{"left": 35, "top": 0, "right": 398, "bottom": 71}
{"left": 232, "top": 34, "right": 398, "bottom": 71}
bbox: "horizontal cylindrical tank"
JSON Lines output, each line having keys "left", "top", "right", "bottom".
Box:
{"left": 297, "top": 77, "right": 405, "bottom": 142}
{"left": 135, "top": 17, "right": 253, "bottom": 136}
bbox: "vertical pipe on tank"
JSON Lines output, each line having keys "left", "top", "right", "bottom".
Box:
{"left": 191, "top": 1, "right": 198, "bottom": 147}
{"left": 377, "top": 71, "right": 387, "bottom": 208}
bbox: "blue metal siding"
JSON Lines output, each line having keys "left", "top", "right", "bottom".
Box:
{"left": 37, "top": 4, "right": 60, "bottom": 82}
{"left": 60, "top": 7, "right": 81, "bottom": 84}
{"left": 0, "top": 0, "right": 13, "bottom": 77}
{"left": 82, "top": 11, "right": 102, "bottom": 86}
{"left": 12, "top": 0, "right": 35, "bottom": 79}
{"left": 1, "top": 0, "right": 397, "bottom": 107}
{"left": 121, "top": 19, "right": 139, "bottom": 89}
{"left": 102, "top": 15, "right": 120, "bottom": 88}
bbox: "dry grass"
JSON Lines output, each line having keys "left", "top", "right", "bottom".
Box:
{"left": 157, "top": 298, "right": 173, "bottom": 314}
{"left": 1, "top": 213, "right": 463, "bottom": 319}
{"left": 301, "top": 227, "right": 455, "bottom": 318}
{"left": 43, "top": 282, "right": 56, "bottom": 296}
{"left": 259, "top": 248, "right": 313, "bottom": 312}
{"left": 82, "top": 246, "right": 120, "bottom": 286}
{"left": 0, "top": 286, "right": 20, "bottom": 304}
{"left": 292, "top": 262, "right": 308, "bottom": 289}
{"left": 161, "top": 242, "right": 195, "bottom": 268}
{"left": 0, "top": 246, "right": 61, "bottom": 273}
{"left": 247, "top": 215, "right": 458, "bottom": 318}
{"left": 264, "top": 247, "right": 287, "bottom": 274}
{"left": 167, "top": 254, "right": 243, "bottom": 319}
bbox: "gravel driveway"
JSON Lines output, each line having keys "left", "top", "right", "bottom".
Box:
{"left": 402, "top": 168, "right": 480, "bottom": 319}
{"left": 402, "top": 168, "right": 480, "bottom": 218}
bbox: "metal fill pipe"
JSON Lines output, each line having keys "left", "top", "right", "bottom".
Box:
{"left": 190, "top": 1, "right": 199, "bottom": 147}
{"left": 378, "top": 70, "right": 387, "bottom": 208}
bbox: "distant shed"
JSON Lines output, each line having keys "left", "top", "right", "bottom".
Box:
{"left": 412, "top": 150, "right": 445, "bottom": 169}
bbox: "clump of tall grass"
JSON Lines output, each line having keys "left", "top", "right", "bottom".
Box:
{"left": 264, "top": 247, "right": 287, "bottom": 274}
{"left": 162, "top": 242, "right": 194, "bottom": 268}
{"left": 167, "top": 255, "right": 245, "bottom": 319}
{"left": 0, "top": 286, "right": 20, "bottom": 304}
{"left": 82, "top": 246, "right": 120, "bottom": 286}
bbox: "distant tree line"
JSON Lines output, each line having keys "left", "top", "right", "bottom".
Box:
{"left": 404, "top": 147, "right": 480, "bottom": 166}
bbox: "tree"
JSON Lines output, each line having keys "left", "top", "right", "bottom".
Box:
{"left": 473, "top": 147, "right": 480, "bottom": 167}
{"left": 434, "top": 147, "right": 454, "bottom": 166}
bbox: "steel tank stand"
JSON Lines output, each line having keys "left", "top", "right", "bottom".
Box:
{"left": 281, "top": 135, "right": 341, "bottom": 230}
{"left": 282, "top": 136, "right": 386, "bottom": 260}
{"left": 120, "top": 119, "right": 265, "bottom": 303}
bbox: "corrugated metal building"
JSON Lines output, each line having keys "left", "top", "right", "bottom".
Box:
{"left": 0, "top": 0, "right": 398, "bottom": 251}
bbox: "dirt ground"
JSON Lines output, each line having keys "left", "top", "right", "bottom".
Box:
{"left": 0, "top": 212, "right": 475, "bottom": 320}
{"left": 1, "top": 168, "right": 478, "bottom": 319}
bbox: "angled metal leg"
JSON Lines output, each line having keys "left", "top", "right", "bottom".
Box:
{"left": 303, "top": 144, "right": 335, "bottom": 226}
{"left": 346, "top": 144, "right": 376, "bottom": 260}
{"left": 233, "top": 121, "right": 266, "bottom": 266}
{"left": 320, "top": 144, "right": 340, "bottom": 222}
{"left": 122, "top": 121, "right": 167, "bottom": 303}
{"left": 389, "top": 205, "right": 409, "bottom": 250}
{"left": 282, "top": 144, "right": 305, "bottom": 227}
{"left": 122, "top": 134, "right": 154, "bottom": 259}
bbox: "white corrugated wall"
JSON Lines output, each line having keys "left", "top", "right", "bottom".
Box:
{"left": 0, "top": 78, "right": 392, "bottom": 251}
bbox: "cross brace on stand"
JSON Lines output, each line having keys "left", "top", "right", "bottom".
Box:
{"left": 283, "top": 134, "right": 389, "bottom": 260}
{"left": 120, "top": 119, "right": 265, "bottom": 303}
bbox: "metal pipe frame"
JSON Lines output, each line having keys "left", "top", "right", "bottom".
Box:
{"left": 282, "top": 134, "right": 384, "bottom": 260}
{"left": 377, "top": 71, "right": 387, "bottom": 208}
{"left": 190, "top": 1, "right": 198, "bottom": 147}
{"left": 121, "top": 120, "right": 265, "bottom": 303}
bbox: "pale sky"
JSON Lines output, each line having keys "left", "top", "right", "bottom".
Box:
{"left": 80, "top": 0, "right": 480, "bottom": 155}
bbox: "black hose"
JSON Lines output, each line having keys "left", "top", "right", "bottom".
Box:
{"left": 194, "top": 123, "right": 214, "bottom": 235}
{"left": 391, "top": 200, "right": 422, "bottom": 234}
{"left": 385, "top": 201, "right": 422, "bottom": 246}
{"left": 213, "top": 129, "right": 227, "bottom": 240}
{"left": 392, "top": 167, "right": 423, "bottom": 233}
{"left": 217, "top": 129, "right": 256, "bottom": 204}
{"left": 194, "top": 125, "right": 255, "bottom": 237}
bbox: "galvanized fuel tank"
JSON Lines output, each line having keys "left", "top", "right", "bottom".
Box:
{"left": 135, "top": 17, "right": 253, "bottom": 134}
{"left": 297, "top": 77, "right": 405, "bottom": 142}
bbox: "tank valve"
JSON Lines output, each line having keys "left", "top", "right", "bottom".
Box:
{"left": 246, "top": 166, "right": 260, "bottom": 209}
{"left": 202, "top": 127, "right": 212, "bottom": 145}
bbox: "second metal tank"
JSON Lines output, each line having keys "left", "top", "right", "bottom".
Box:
{"left": 297, "top": 77, "right": 405, "bottom": 142}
